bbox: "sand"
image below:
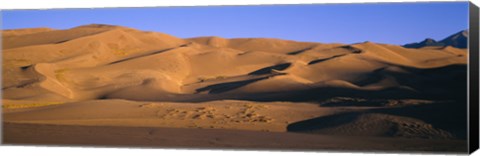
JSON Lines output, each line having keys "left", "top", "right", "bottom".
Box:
{"left": 1, "top": 24, "right": 468, "bottom": 153}
{"left": 3, "top": 122, "right": 466, "bottom": 152}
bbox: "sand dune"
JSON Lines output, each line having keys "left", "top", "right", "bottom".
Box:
{"left": 2, "top": 27, "right": 55, "bottom": 38}
{"left": 2, "top": 25, "right": 468, "bottom": 152}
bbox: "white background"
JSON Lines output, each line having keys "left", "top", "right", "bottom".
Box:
{"left": 0, "top": 0, "right": 479, "bottom": 156}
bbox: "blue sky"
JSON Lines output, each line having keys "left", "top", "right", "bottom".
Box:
{"left": 2, "top": 2, "right": 469, "bottom": 45}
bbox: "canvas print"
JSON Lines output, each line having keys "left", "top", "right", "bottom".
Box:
{"left": 1, "top": 2, "right": 473, "bottom": 153}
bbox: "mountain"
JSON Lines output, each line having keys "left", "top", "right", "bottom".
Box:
{"left": 403, "top": 30, "right": 468, "bottom": 49}
{"left": 438, "top": 30, "right": 468, "bottom": 48}
{"left": 403, "top": 38, "right": 445, "bottom": 48}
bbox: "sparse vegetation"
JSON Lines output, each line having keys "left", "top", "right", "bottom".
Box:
{"left": 54, "top": 68, "right": 70, "bottom": 81}
{"left": 108, "top": 44, "right": 138, "bottom": 56}
{"left": 4, "top": 59, "right": 31, "bottom": 67}
{"left": 112, "top": 49, "right": 129, "bottom": 56}
{"left": 197, "top": 75, "right": 227, "bottom": 82}
{"left": 3, "top": 102, "right": 64, "bottom": 109}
